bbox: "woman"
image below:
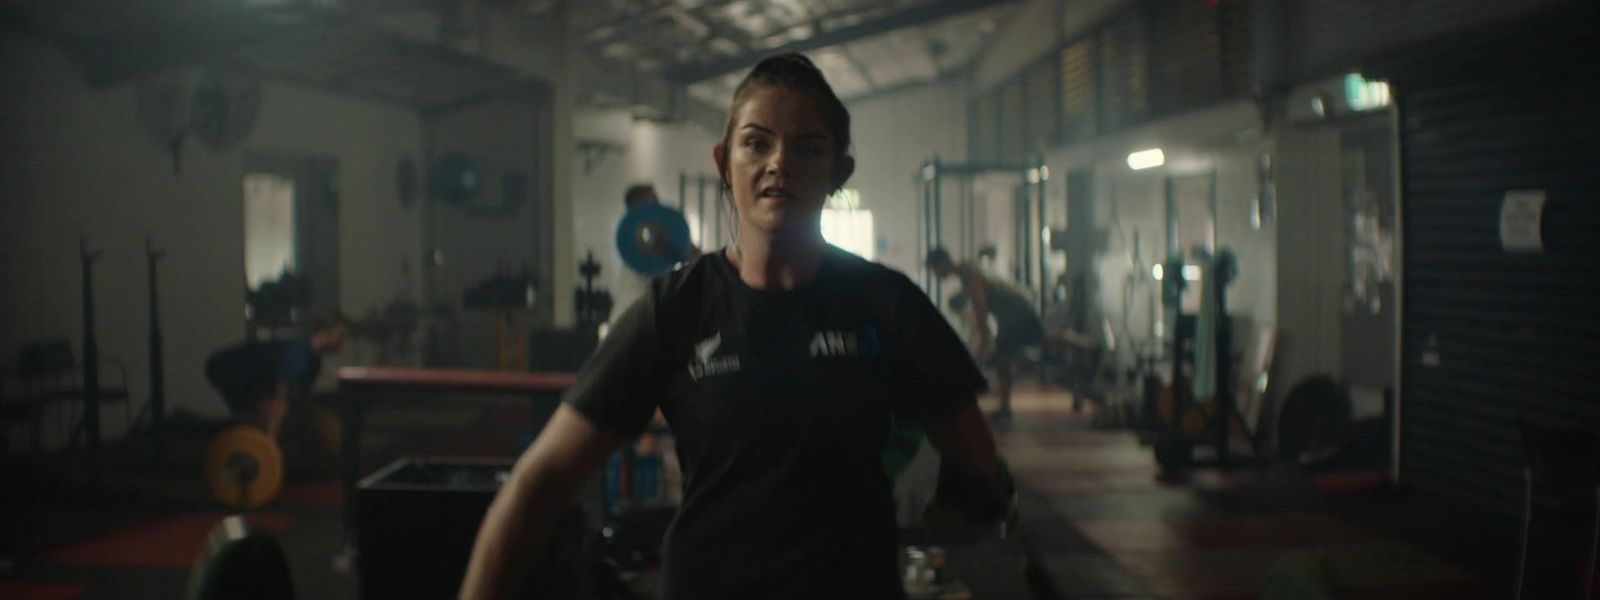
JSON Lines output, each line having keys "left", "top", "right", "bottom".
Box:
{"left": 460, "top": 53, "right": 1012, "bottom": 599}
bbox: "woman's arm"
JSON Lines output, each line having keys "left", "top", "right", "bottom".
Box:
{"left": 923, "top": 403, "right": 1002, "bottom": 481}
{"left": 921, "top": 403, "right": 1013, "bottom": 540}
{"left": 459, "top": 404, "right": 626, "bottom": 599}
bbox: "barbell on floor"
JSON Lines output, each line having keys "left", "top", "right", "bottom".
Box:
{"left": 203, "top": 425, "right": 284, "bottom": 510}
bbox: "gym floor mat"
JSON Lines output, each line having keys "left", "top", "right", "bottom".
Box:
{"left": 35, "top": 512, "right": 296, "bottom": 569}
{"left": 0, "top": 581, "right": 88, "bottom": 600}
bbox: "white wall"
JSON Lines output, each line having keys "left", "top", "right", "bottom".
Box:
{"left": 0, "top": 33, "right": 425, "bottom": 439}
{"left": 845, "top": 79, "right": 969, "bottom": 278}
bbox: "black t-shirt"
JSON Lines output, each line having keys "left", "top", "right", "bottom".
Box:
{"left": 565, "top": 246, "right": 987, "bottom": 598}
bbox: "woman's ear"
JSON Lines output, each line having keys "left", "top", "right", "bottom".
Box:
{"left": 712, "top": 144, "right": 730, "bottom": 189}
{"left": 834, "top": 155, "right": 856, "bottom": 191}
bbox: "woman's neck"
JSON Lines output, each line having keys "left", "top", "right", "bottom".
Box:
{"left": 725, "top": 225, "right": 826, "bottom": 290}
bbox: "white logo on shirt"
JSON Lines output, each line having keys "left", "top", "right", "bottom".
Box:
{"left": 688, "top": 332, "right": 740, "bottom": 380}
{"left": 695, "top": 332, "right": 721, "bottom": 362}
{"left": 809, "top": 330, "right": 859, "bottom": 358}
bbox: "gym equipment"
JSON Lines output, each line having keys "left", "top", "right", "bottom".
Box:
{"left": 1274, "top": 376, "right": 1354, "bottom": 464}
{"left": 916, "top": 158, "right": 1049, "bottom": 311}
{"left": 574, "top": 250, "right": 614, "bottom": 328}
{"left": 615, "top": 202, "right": 692, "bottom": 277}
{"left": 333, "top": 367, "right": 575, "bottom": 568}
{"left": 184, "top": 515, "right": 295, "bottom": 600}
{"left": 79, "top": 236, "right": 103, "bottom": 488}
{"left": 147, "top": 238, "right": 167, "bottom": 465}
{"left": 347, "top": 298, "right": 453, "bottom": 364}
{"left": 245, "top": 271, "right": 311, "bottom": 337}
{"left": 462, "top": 266, "right": 538, "bottom": 369}
{"left": 430, "top": 154, "right": 483, "bottom": 205}
{"left": 358, "top": 456, "right": 590, "bottom": 599}
{"left": 678, "top": 172, "right": 727, "bottom": 250}
{"left": 1143, "top": 249, "right": 1265, "bottom": 471}
{"left": 598, "top": 504, "right": 675, "bottom": 572}
{"left": 203, "top": 425, "right": 284, "bottom": 510}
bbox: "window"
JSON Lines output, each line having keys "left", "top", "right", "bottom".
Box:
{"left": 821, "top": 189, "right": 875, "bottom": 261}
{"left": 243, "top": 172, "right": 297, "bottom": 289}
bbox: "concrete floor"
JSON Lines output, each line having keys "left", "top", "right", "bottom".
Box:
{"left": 1, "top": 387, "right": 1512, "bottom": 599}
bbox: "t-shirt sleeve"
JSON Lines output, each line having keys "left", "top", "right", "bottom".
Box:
{"left": 885, "top": 275, "right": 989, "bottom": 420}
{"left": 562, "top": 292, "right": 667, "bottom": 438}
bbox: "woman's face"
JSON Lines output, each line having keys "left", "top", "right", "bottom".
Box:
{"left": 715, "top": 86, "right": 853, "bottom": 237}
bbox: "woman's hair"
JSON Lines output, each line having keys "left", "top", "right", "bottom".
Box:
{"left": 718, "top": 53, "right": 852, "bottom": 184}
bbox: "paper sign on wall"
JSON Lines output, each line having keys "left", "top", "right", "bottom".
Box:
{"left": 1500, "top": 190, "right": 1545, "bottom": 253}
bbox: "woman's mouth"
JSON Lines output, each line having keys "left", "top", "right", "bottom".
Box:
{"left": 759, "top": 186, "right": 793, "bottom": 200}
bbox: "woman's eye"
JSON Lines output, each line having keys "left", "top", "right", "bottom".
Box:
{"left": 745, "top": 138, "right": 770, "bottom": 152}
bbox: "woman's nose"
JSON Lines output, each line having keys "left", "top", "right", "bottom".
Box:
{"left": 764, "top": 144, "right": 788, "bottom": 175}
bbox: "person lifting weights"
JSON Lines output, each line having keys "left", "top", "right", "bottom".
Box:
{"left": 204, "top": 314, "right": 348, "bottom": 447}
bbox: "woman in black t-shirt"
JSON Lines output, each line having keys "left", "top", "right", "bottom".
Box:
{"left": 460, "top": 53, "right": 1013, "bottom": 599}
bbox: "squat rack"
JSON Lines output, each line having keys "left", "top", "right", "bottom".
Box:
{"left": 915, "top": 157, "right": 1051, "bottom": 311}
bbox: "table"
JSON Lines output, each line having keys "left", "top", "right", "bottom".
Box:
{"left": 334, "top": 366, "right": 576, "bottom": 567}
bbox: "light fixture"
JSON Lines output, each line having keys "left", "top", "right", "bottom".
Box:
{"left": 1041, "top": 227, "right": 1052, "bottom": 245}
{"left": 1127, "top": 148, "right": 1165, "bottom": 170}
{"left": 1345, "top": 73, "right": 1392, "bottom": 111}
{"left": 1152, "top": 264, "right": 1165, "bottom": 280}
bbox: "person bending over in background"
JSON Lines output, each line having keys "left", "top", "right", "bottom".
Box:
{"left": 927, "top": 247, "right": 1045, "bottom": 425}
{"left": 461, "top": 53, "right": 1014, "bottom": 599}
{"left": 203, "top": 313, "right": 347, "bottom": 439}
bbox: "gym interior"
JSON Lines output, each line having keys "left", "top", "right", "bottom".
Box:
{"left": 2, "top": 0, "right": 1597, "bottom": 598}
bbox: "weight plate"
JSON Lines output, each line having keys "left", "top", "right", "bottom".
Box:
{"left": 204, "top": 425, "right": 284, "bottom": 510}
{"left": 616, "top": 202, "right": 692, "bottom": 276}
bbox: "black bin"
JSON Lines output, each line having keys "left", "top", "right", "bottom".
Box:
{"left": 357, "top": 456, "right": 587, "bottom": 599}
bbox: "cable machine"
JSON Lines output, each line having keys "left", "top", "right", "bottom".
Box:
{"left": 915, "top": 156, "right": 1050, "bottom": 311}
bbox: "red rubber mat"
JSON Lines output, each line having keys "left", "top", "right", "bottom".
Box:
{"left": 0, "top": 582, "right": 87, "bottom": 600}
{"left": 278, "top": 476, "right": 342, "bottom": 507}
{"left": 34, "top": 512, "right": 295, "bottom": 568}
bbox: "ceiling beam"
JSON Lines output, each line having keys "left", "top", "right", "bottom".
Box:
{"left": 664, "top": 0, "right": 1020, "bottom": 83}
{"left": 840, "top": 45, "right": 877, "bottom": 89}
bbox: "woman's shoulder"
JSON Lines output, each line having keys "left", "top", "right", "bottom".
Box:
{"left": 823, "top": 247, "right": 923, "bottom": 299}
{"left": 645, "top": 251, "right": 722, "bottom": 303}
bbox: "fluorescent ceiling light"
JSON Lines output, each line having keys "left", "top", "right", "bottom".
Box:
{"left": 1127, "top": 148, "right": 1165, "bottom": 170}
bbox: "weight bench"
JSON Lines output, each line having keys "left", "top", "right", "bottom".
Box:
{"left": 6, "top": 339, "right": 130, "bottom": 456}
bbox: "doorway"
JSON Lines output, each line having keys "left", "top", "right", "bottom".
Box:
{"left": 242, "top": 153, "right": 340, "bottom": 332}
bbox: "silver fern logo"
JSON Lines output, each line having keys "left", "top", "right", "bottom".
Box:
{"left": 688, "top": 332, "right": 740, "bottom": 380}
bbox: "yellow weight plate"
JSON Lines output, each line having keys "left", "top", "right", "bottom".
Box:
{"left": 204, "top": 425, "right": 284, "bottom": 510}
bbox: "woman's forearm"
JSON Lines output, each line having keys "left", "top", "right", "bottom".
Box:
{"left": 458, "top": 465, "right": 567, "bottom": 599}
{"left": 459, "top": 405, "right": 622, "bottom": 599}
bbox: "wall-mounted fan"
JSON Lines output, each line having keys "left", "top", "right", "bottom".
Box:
{"left": 190, "top": 69, "right": 262, "bottom": 151}
{"left": 136, "top": 73, "right": 189, "bottom": 173}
